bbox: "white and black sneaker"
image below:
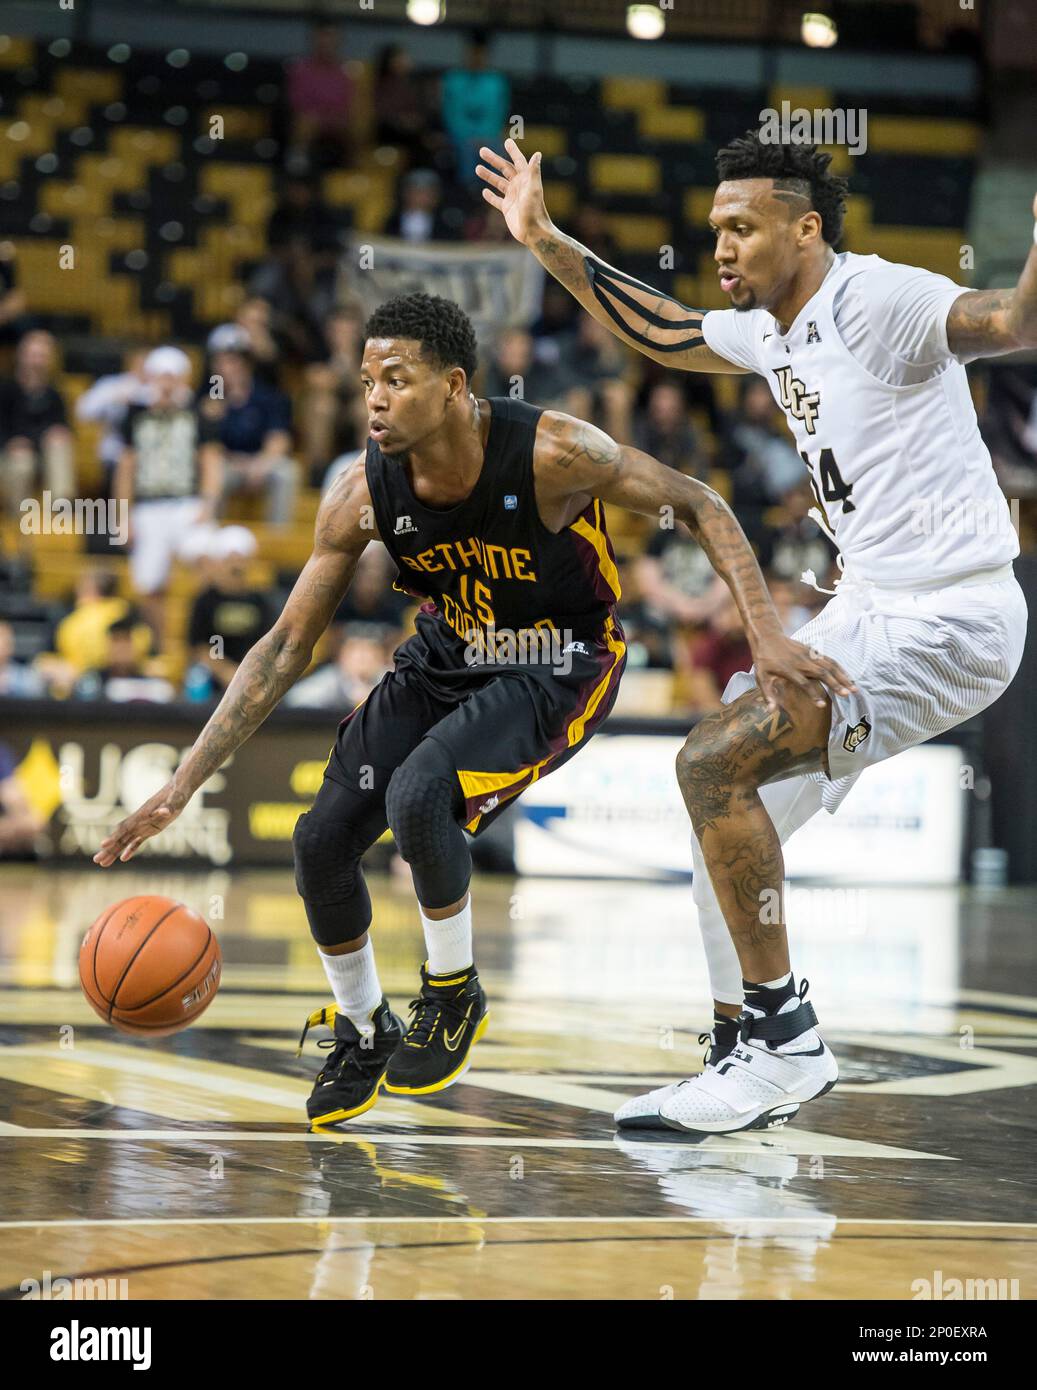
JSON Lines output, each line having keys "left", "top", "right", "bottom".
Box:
{"left": 614, "top": 1011, "right": 800, "bottom": 1132}
{"left": 659, "top": 979, "right": 837, "bottom": 1136}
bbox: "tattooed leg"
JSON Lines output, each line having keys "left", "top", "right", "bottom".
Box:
{"left": 676, "top": 681, "right": 832, "bottom": 988}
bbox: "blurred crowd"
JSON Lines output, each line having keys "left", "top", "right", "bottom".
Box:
{"left": 1, "top": 23, "right": 1035, "bottom": 752}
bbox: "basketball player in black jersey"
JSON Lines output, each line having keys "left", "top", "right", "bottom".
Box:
{"left": 95, "top": 292, "right": 853, "bottom": 1128}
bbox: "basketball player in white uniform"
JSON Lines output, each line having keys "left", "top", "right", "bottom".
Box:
{"left": 478, "top": 130, "right": 1035, "bottom": 1134}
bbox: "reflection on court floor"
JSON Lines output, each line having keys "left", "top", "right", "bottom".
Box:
{"left": 1, "top": 866, "right": 1034, "bottom": 1300}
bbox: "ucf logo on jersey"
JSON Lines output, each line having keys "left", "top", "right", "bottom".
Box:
{"left": 772, "top": 366, "right": 821, "bottom": 435}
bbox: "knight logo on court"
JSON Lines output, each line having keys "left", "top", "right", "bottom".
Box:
{"left": 772, "top": 365, "right": 821, "bottom": 434}
{"left": 843, "top": 716, "right": 872, "bottom": 753}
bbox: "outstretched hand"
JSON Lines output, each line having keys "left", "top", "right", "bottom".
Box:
{"left": 476, "top": 138, "right": 548, "bottom": 245}
{"left": 752, "top": 633, "right": 857, "bottom": 713}
{"left": 93, "top": 778, "right": 187, "bottom": 866}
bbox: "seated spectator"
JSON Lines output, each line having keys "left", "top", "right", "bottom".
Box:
{"left": 203, "top": 327, "right": 298, "bottom": 527}
{"left": 681, "top": 590, "right": 753, "bottom": 713}
{"left": 981, "top": 363, "right": 1037, "bottom": 499}
{"left": 532, "top": 281, "right": 581, "bottom": 353}
{"left": 636, "top": 521, "right": 728, "bottom": 629}
{"left": 265, "top": 177, "right": 342, "bottom": 260}
{"left": 74, "top": 616, "right": 175, "bottom": 703}
{"left": 374, "top": 45, "right": 440, "bottom": 169}
{"left": 333, "top": 543, "right": 410, "bottom": 628}
{"left": 233, "top": 297, "right": 282, "bottom": 385}
{"left": 721, "top": 377, "right": 804, "bottom": 511}
{"left": 387, "top": 170, "right": 457, "bottom": 243}
{"left": 558, "top": 314, "right": 634, "bottom": 443}
{"left": 571, "top": 205, "right": 619, "bottom": 265}
{"left": 286, "top": 23, "right": 355, "bottom": 174}
{"left": 757, "top": 479, "right": 838, "bottom": 592}
{"left": 615, "top": 560, "right": 674, "bottom": 671}
{"left": 634, "top": 380, "right": 709, "bottom": 480}
{"left": 0, "top": 739, "right": 43, "bottom": 858}
{"left": 114, "top": 346, "right": 223, "bottom": 644}
{"left": 481, "top": 328, "right": 573, "bottom": 408}
{"left": 0, "top": 619, "right": 45, "bottom": 698}
{"left": 0, "top": 330, "right": 73, "bottom": 515}
{"left": 255, "top": 180, "right": 341, "bottom": 362}
{"left": 285, "top": 622, "right": 394, "bottom": 708}
{"left": 0, "top": 241, "right": 27, "bottom": 357}
{"left": 38, "top": 568, "right": 151, "bottom": 694}
{"left": 767, "top": 571, "right": 818, "bottom": 636}
{"left": 301, "top": 307, "right": 367, "bottom": 481}
{"left": 185, "top": 527, "right": 276, "bottom": 698}
{"left": 441, "top": 29, "right": 509, "bottom": 187}
{"left": 74, "top": 346, "right": 151, "bottom": 497}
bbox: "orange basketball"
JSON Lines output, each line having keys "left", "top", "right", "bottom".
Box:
{"left": 79, "top": 896, "right": 221, "bottom": 1037}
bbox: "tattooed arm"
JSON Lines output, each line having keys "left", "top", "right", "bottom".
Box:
{"left": 477, "top": 139, "right": 745, "bottom": 374}
{"left": 947, "top": 196, "right": 1037, "bottom": 359}
{"left": 94, "top": 457, "right": 373, "bottom": 864}
{"left": 535, "top": 412, "right": 857, "bottom": 710}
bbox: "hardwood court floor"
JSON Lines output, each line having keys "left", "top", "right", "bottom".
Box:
{"left": 0, "top": 865, "right": 1035, "bottom": 1300}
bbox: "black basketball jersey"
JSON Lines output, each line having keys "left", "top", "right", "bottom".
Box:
{"left": 364, "top": 397, "right": 621, "bottom": 656}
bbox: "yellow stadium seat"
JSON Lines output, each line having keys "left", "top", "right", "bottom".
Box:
{"left": 0, "top": 36, "right": 36, "bottom": 69}
{"left": 601, "top": 77, "right": 666, "bottom": 111}
{"left": 639, "top": 107, "right": 704, "bottom": 142}
{"left": 521, "top": 126, "right": 567, "bottom": 158}
{"left": 55, "top": 68, "right": 122, "bottom": 105}
{"left": 590, "top": 154, "right": 660, "bottom": 196}
{"left": 541, "top": 181, "right": 576, "bottom": 219}
{"left": 869, "top": 117, "right": 980, "bottom": 157}
{"left": 605, "top": 213, "right": 671, "bottom": 253}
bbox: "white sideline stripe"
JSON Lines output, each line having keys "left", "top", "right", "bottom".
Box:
{"left": 0, "top": 1216, "right": 1032, "bottom": 1231}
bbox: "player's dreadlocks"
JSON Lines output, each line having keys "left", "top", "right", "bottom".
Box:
{"left": 364, "top": 292, "right": 478, "bottom": 382}
{"left": 716, "top": 129, "right": 849, "bottom": 247}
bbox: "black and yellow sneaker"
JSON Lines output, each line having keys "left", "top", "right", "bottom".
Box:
{"left": 299, "top": 998, "right": 404, "bottom": 1127}
{"left": 383, "top": 962, "right": 489, "bottom": 1096}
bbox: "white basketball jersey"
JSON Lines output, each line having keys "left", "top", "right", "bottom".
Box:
{"left": 702, "top": 252, "right": 1019, "bottom": 588}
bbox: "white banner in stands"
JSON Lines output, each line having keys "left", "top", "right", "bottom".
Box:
{"left": 342, "top": 235, "right": 545, "bottom": 337}
{"left": 514, "top": 735, "right": 966, "bottom": 883}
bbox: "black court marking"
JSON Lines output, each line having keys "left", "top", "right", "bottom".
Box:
{"left": 3, "top": 1231, "right": 1036, "bottom": 1299}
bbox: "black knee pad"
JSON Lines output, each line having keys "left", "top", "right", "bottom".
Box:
{"left": 385, "top": 739, "right": 470, "bottom": 908}
{"left": 385, "top": 739, "right": 462, "bottom": 864}
{"left": 293, "top": 802, "right": 373, "bottom": 946}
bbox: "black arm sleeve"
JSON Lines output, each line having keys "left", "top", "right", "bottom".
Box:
{"left": 584, "top": 259, "right": 707, "bottom": 354}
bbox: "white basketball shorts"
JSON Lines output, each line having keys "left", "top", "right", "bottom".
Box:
{"left": 722, "top": 563, "right": 1028, "bottom": 813}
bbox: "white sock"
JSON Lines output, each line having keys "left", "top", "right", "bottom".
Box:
{"left": 760, "top": 972, "right": 793, "bottom": 989}
{"left": 318, "top": 940, "right": 383, "bottom": 1036}
{"left": 419, "top": 897, "right": 473, "bottom": 975}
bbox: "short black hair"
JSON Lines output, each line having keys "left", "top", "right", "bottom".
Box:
{"left": 715, "top": 129, "right": 849, "bottom": 247}
{"left": 363, "top": 293, "right": 478, "bottom": 382}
